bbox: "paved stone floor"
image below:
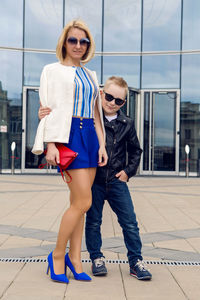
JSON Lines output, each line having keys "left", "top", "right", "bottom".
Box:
{"left": 0, "top": 175, "right": 200, "bottom": 299}
{"left": 0, "top": 224, "right": 200, "bottom": 262}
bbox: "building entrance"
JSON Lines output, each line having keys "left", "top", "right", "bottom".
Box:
{"left": 22, "top": 87, "right": 140, "bottom": 173}
{"left": 140, "top": 90, "right": 180, "bottom": 175}
{"left": 22, "top": 87, "right": 180, "bottom": 175}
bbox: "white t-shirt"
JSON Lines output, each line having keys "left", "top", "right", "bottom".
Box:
{"left": 105, "top": 114, "right": 117, "bottom": 122}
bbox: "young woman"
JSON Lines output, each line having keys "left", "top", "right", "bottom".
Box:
{"left": 32, "top": 19, "right": 107, "bottom": 283}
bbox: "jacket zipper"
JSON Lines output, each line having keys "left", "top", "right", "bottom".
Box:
{"left": 105, "top": 137, "right": 116, "bottom": 183}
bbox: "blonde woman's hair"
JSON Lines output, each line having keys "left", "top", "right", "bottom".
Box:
{"left": 104, "top": 76, "right": 129, "bottom": 97}
{"left": 56, "top": 19, "right": 95, "bottom": 64}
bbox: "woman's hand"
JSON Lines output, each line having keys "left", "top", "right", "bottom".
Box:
{"left": 46, "top": 143, "right": 60, "bottom": 166}
{"left": 98, "top": 145, "right": 108, "bottom": 167}
{"left": 38, "top": 103, "right": 52, "bottom": 120}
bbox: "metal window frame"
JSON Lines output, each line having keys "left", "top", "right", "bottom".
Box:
{"left": 21, "top": 86, "right": 56, "bottom": 174}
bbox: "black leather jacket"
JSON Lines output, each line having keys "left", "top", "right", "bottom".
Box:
{"left": 95, "top": 110, "right": 142, "bottom": 184}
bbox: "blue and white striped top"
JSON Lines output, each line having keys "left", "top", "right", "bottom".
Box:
{"left": 72, "top": 67, "right": 98, "bottom": 118}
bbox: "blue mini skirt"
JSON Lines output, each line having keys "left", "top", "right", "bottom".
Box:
{"left": 64, "top": 117, "right": 99, "bottom": 170}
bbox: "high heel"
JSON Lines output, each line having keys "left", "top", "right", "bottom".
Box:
{"left": 47, "top": 252, "right": 69, "bottom": 283}
{"left": 65, "top": 253, "right": 91, "bottom": 281}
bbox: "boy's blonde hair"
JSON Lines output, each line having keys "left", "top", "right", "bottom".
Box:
{"left": 56, "top": 19, "right": 95, "bottom": 64}
{"left": 104, "top": 76, "right": 128, "bottom": 97}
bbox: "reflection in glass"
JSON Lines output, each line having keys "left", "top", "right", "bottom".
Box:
{"left": 0, "top": 50, "right": 22, "bottom": 169}
{"left": 143, "top": 92, "right": 176, "bottom": 172}
{"left": 143, "top": 92, "right": 150, "bottom": 170}
{"left": 86, "top": 56, "right": 101, "bottom": 84}
{"left": 153, "top": 92, "right": 176, "bottom": 171}
{"left": 104, "top": 0, "right": 141, "bottom": 52}
{"left": 103, "top": 56, "right": 140, "bottom": 88}
{"left": 143, "top": 0, "right": 181, "bottom": 51}
{"left": 181, "top": 55, "right": 200, "bottom": 102}
{"left": 25, "top": 89, "right": 46, "bottom": 168}
{"left": 142, "top": 55, "right": 180, "bottom": 88}
{"left": 65, "top": 0, "right": 102, "bottom": 51}
{"left": 182, "top": 0, "right": 200, "bottom": 50}
{"left": 24, "top": 53, "right": 57, "bottom": 86}
{"left": 128, "top": 90, "right": 137, "bottom": 121}
{"left": 121, "top": 89, "right": 137, "bottom": 137}
{"left": 25, "top": 0, "right": 63, "bottom": 49}
{"left": 0, "top": 0, "right": 23, "bottom": 47}
{"left": 180, "top": 54, "right": 200, "bottom": 172}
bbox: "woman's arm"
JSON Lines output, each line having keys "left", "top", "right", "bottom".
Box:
{"left": 94, "top": 101, "right": 108, "bottom": 167}
{"left": 38, "top": 105, "right": 59, "bottom": 166}
{"left": 38, "top": 104, "right": 58, "bottom": 165}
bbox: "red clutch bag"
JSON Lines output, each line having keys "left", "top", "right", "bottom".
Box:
{"left": 55, "top": 143, "right": 78, "bottom": 183}
{"left": 39, "top": 143, "right": 78, "bottom": 183}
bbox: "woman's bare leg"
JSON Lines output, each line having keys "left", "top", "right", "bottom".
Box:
{"left": 68, "top": 168, "right": 96, "bottom": 273}
{"left": 53, "top": 168, "right": 93, "bottom": 275}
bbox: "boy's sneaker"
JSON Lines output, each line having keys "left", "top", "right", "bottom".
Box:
{"left": 92, "top": 257, "right": 107, "bottom": 276}
{"left": 130, "top": 260, "right": 152, "bottom": 280}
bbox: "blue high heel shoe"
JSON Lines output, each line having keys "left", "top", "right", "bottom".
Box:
{"left": 47, "top": 252, "right": 69, "bottom": 283}
{"left": 65, "top": 253, "right": 91, "bottom": 281}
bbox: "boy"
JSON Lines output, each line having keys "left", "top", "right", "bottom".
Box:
{"left": 39, "top": 76, "right": 152, "bottom": 280}
{"left": 85, "top": 76, "right": 152, "bottom": 280}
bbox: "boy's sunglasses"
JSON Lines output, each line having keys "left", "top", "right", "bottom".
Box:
{"left": 103, "top": 91, "right": 126, "bottom": 106}
{"left": 67, "top": 37, "right": 90, "bottom": 46}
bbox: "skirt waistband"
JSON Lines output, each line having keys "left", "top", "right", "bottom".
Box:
{"left": 71, "top": 116, "right": 95, "bottom": 128}
{"left": 72, "top": 116, "right": 94, "bottom": 120}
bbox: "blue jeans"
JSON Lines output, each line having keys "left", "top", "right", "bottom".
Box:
{"left": 85, "top": 178, "right": 143, "bottom": 267}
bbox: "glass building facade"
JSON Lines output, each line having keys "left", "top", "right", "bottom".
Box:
{"left": 0, "top": 0, "right": 200, "bottom": 175}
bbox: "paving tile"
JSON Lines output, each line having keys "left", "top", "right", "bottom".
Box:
{"left": 0, "top": 236, "right": 41, "bottom": 250}
{"left": 132, "top": 194, "right": 174, "bottom": 232}
{"left": 1, "top": 263, "right": 67, "bottom": 300}
{"left": 0, "top": 262, "right": 24, "bottom": 298}
{"left": 120, "top": 264, "right": 187, "bottom": 300}
{"left": 154, "top": 238, "right": 196, "bottom": 252}
{"left": 168, "top": 266, "right": 200, "bottom": 300}
{"left": 0, "top": 234, "right": 9, "bottom": 246}
{"left": 1, "top": 282, "right": 66, "bottom": 300}
{"left": 0, "top": 225, "right": 57, "bottom": 242}
{"left": 65, "top": 252, "right": 126, "bottom": 300}
{"left": 141, "top": 245, "right": 200, "bottom": 261}
{"left": 0, "top": 245, "right": 52, "bottom": 258}
{"left": 187, "top": 237, "right": 200, "bottom": 253}
{"left": 23, "top": 192, "right": 69, "bottom": 231}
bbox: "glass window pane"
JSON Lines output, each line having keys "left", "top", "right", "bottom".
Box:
{"left": 142, "top": 55, "right": 180, "bottom": 88}
{"left": 0, "top": 0, "right": 23, "bottom": 47}
{"left": 65, "top": 0, "right": 102, "bottom": 51}
{"left": 24, "top": 53, "right": 57, "bottom": 86}
{"left": 86, "top": 56, "right": 101, "bottom": 84}
{"left": 182, "top": 0, "right": 200, "bottom": 50}
{"left": 103, "top": 56, "right": 140, "bottom": 88}
{"left": 25, "top": 89, "right": 44, "bottom": 169}
{"left": 153, "top": 92, "right": 176, "bottom": 171}
{"left": 180, "top": 54, "right": 200, "bottom": 172}
{"left": 0, "top": 50, "right": 22, "bottom": 169}
{"left": 128, "top": 90, "right": 137, "bottom": 120}
{"left": 104, "top": 0, "right": 141, "bottom": 52}
{"left": 143, "top": 92, "right": 150, "bottom": 171}
{"left": 25, "top": 0, "right": 63, "bottom": 49}
{"left": 143, "top": 0, "right": 181, "bottom": 51}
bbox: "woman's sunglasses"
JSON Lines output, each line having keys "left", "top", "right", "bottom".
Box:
{"left": 67, "top": 37, "right": 90, "bottom": 46}
{"left": 103, "top": 91, "right": 126, "bottom": 106}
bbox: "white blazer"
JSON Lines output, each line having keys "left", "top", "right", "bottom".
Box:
{"left": 32, "top": 62, "right": 105, "bottom": 155}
